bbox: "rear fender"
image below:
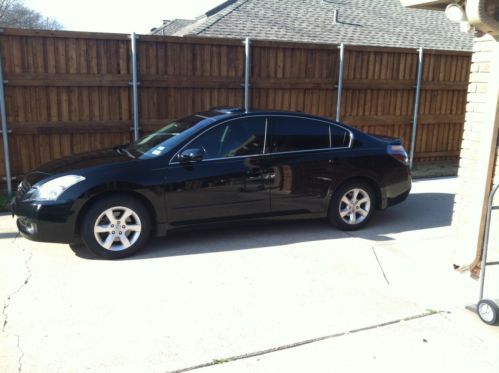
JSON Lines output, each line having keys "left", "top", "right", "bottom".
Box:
{"left": 326, "top": 174, "right": 386, "bottom": 212}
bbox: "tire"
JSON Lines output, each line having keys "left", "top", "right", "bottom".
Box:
{"left": 328, "top": 180, "right": 375, "bottom": 231}
{"left": 477, "top": 299, "right": 499, "bottom": 325}
{"left": 80, "top": 194, "right": 151, "bottom": 259}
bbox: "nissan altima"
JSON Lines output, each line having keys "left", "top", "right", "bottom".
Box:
{"left": 11, "top": 108, "right": 411, "bottom": 259}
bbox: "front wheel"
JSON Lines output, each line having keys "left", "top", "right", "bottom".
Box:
{"left": 80, "top": 195, "right": 151, "bottom": 259}
{"left": 477, "top": 299, "right": 498, "bottom": 325}
{"left": 328, "top": 181, "right": 375, "bottom": 231}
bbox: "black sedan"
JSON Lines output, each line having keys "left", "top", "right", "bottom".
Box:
{"left": 11, "top": 108, "right": 411, "bottom": 259}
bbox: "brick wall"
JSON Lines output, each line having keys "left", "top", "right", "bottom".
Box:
{"left": 452, "top": 33, "right": 499, "bottom": 272}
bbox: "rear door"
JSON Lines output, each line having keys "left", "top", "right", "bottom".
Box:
{"left": 165, "top": 116, "right": 271, "bottom": 225}
{"left": 265, "top": 115, "right": 351, "bottom": 215}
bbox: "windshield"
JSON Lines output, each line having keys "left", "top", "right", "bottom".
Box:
{"left": 128, "top": 115, "right": 210, "bottom": 158}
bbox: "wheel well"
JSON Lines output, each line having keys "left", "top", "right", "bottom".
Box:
{"left": 332, "top": 176, "right": 382, "bottom": 210}
{"left": 74, "top": 190, "right": 157, "bottom": 236}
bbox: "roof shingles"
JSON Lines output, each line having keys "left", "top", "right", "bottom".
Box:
{"left": 153, "top": 0, "right": 472, "bottom": 51}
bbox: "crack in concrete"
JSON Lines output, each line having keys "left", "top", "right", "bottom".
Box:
{"left": 341, "top": 231, "right": 390, "bottom": 285}
{"left": 15, "top": 334, "right": 24, "bottom": 373}
{"left": 371, "top": 246, "right": 390, "bottom": 285}
{"left": 165, "top": 311, "right": 439, "bottom": 373}
{"left": 1, "top": 233, "right": 32, "bottom": 373}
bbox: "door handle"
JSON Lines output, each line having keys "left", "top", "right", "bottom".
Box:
{"left": 330, "top": 159, "right": 340, "bottom": 166}
{"left": 246, "top": 168, "right": 263, "bottom": 176}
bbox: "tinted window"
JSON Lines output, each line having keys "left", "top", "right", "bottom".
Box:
{"left": 188, "top": 117, "right": 266, "bottom": 160}
{"left": 331, "top": 125, "right": 351, "bottom": 148}
{"left": 271, "top": 117, "right": 330, "bottom": 152}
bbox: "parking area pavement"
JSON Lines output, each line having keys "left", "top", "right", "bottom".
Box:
{"left": 1, "top": 177, "right": 498, "bottom": 373}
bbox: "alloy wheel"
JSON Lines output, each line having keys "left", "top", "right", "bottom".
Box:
{"left": 93, "top": 206, "right": 142, "bottom": 251}
{"left": 338, "top": 188, "right": 371, "bottom": 225}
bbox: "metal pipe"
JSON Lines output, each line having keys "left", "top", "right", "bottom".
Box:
{"left": 478, "top": 184, "right": 499, "bottom": 300}
{"left": 131, "top": 32, "right": 140, "bottom": 141}
{"left": 409, "top": 47, "right": 424, "bottom": 169}
{"left": 244, "top": 37, "right": 251, "bottom": 112}
{"left": 336, "top": 43, "right": 345, "bottom": 122}
{"left": 332, "top": 9, "right": 339, "bottom": 24}
{"left": 0, "top": 54, "right": 12, "bottom": 195}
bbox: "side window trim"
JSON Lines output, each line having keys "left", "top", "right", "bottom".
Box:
{"left": 169, "top": 114, "right": 354, "bottom": 164}
{"left": 263, "top": 118, "right": 268, "bottom": 154}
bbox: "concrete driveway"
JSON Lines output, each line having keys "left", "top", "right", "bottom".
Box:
{"left": 1, "top": 177, "right": 498, "bottom": 373}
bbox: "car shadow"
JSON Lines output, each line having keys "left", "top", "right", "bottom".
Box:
{"left": 69, "top": 192, "right": 455, "bottom": 260}
{"left": 351, "top": 191, "right": 455, "bottom": 242}
{"left": 0, "top": 231, "right": 20, "bottom": 239}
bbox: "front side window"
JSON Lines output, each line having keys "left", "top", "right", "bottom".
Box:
{"left": 188, "top": 117, "right": 266, "bottom": 160}
{"left": 271, "top": 117, "right": 330, "bottom": 153}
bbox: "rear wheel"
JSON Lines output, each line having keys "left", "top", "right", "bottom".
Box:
{"left": 80, "top": 195, "right": 151, "bottom": 259}
{"left": 329, "top": 181, "right": 375, "bottom": 231}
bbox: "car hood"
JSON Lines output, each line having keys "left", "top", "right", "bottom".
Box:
{"left": 24, "top": 148, "right": 135, "bottom": 185}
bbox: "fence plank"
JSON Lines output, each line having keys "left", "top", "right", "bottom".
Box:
{"left": 0, "top": 28, "right": 471, "bottom": 179}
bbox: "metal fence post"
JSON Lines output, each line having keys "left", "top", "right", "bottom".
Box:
{"left": 0, "top": 53, "right": 12, "bottom": 195}
{"left": 336, "top": 43, "right": 345, "bottom": 122}
{"left": 410, "top": 47, "right": 424, "bottom": 169}
{"left": 244, "top": 37, "right": 251, "bottom": 112}
{"left": 131, "top": 32, "right": 140, "bottom": 141}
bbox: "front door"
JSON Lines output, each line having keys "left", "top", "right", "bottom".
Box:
{"left": 165, "top": 116, "right": 271, "bottom": 225}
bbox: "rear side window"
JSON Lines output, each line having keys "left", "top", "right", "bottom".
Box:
{"left": 271, "top": 117, "right": 330, "bottom": 153}
{"left": 188, "top": 117, "right": 266, "bottom": 159}
{"left": 331, "top": 125, "right": 351, "bottom": 148}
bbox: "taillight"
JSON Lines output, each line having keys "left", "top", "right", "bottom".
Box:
{"left": 387, "top": 145, "right": 409, "bottom": 164}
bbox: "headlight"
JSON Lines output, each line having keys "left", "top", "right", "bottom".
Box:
{"left": 28, "top": 175, "right": 86, "bottom": 201}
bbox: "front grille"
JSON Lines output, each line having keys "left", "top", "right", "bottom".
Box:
{"left": 16, "top": 180, "right": 31, "bottom": 200}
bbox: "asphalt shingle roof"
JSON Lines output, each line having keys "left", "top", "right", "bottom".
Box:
{"left": 151, "top": 19, "right": 196, "bottom": 36}
{"left": 152, "top": 0, "right": 472, "bottom": 51}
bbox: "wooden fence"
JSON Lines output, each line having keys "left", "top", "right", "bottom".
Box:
{"left": 0, "top": 28, "right": 471, "bottom": 181}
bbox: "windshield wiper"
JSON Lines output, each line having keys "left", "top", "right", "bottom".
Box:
{"left": 115, "top": 144, "right": 135, "bottom": 159}
{"left": 121, "top": 147, "right": 135, "bottom": 158}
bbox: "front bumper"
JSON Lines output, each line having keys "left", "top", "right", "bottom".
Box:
{"left": 11, "top": 198, "right": 79, "bottom": 244}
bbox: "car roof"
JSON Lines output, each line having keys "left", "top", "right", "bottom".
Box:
{"left": 204, "top": 107, "right": 344, "bottom": 124}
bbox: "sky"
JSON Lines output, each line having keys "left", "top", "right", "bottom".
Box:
{"left": 24, "top": 0, "right": 226, "bottom": 34}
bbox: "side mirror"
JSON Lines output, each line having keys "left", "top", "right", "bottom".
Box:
{"left": 178, "top": 148, "right": 204, "bottom": 162}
